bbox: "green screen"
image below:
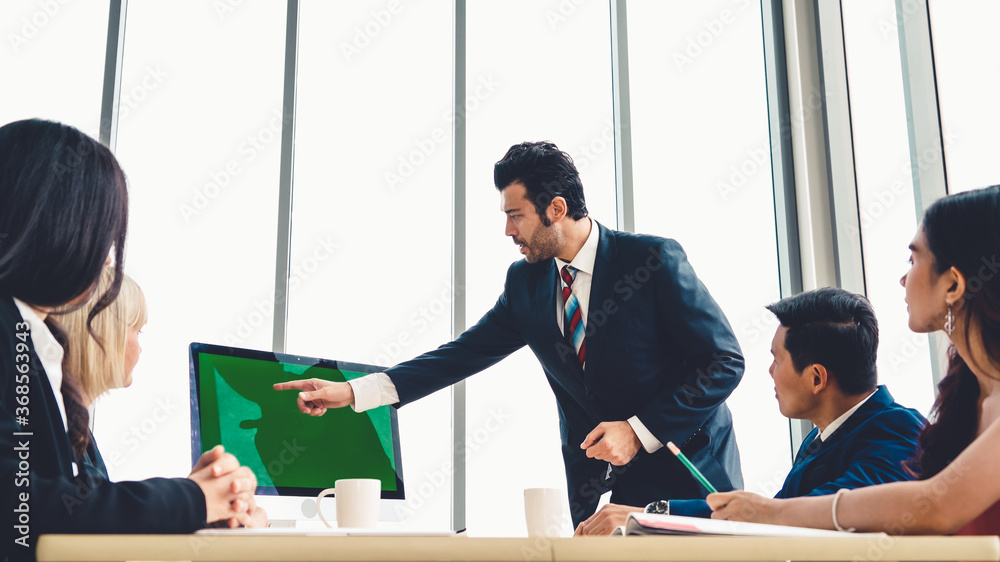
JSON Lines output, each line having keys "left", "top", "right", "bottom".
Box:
{"left": 197, "top": 352, "right": 397, "bottom": 493}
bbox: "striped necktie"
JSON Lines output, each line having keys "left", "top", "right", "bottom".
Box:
{"left": 560, "top": 265, "right": 586, "bottom": 366}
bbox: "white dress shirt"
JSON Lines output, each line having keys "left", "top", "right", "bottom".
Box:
{"left": 553, "top": 217, "right": 598, "bottom": 339}
{"left": 819, "top": 389, "right": 878, "bottom": 442}
{"left": 348, "top": 218, "right": 663, "bottom": 453}
{"left": 14, "top": 298, "right": 69, "bottom": 433}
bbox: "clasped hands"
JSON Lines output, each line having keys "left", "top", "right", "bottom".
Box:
{"left": 188, "top": 445, "right": 268, "bottom": 528}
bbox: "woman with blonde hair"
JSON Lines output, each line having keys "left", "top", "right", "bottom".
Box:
{"left": 57, "top": 266, "right": 147, "bottom": 406}
{"left": 57, "top": 265, "right": 267, "bottom": 526}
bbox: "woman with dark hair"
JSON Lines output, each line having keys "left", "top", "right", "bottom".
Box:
{"left": 709, "top": 185, "right": 1000, "bottom": 535}
{"left": 0, "top": 119, "right": 262, "bottom": 559}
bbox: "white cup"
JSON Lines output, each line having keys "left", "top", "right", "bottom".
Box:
{"left": 524, "top": 487, "right": 566, "bottom": 538}
{"left": 316, "top": 478, "right": 381, "bottom": 528}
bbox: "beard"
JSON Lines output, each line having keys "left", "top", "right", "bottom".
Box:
{"left": 519, "top": 223, "right": 561, "bottom": 263}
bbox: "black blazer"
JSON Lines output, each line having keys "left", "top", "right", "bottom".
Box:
{"left": 0, "top": 296, "right": 205, "bottom": 560}
{"left": 386, "top": 223, "right": 745, "bottom": 524}
{"left": 671, "top": 385, "right": 927, "bottom": 518}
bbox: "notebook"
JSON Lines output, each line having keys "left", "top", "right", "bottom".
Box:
{"left": 611, "top": 512, "right": 882, "bottom": 538}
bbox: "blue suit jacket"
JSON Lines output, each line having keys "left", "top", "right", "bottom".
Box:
{"left": 670, "top": 385, "right": 926, "bottom": 518}
{"left": 385, "top": 223, "right": 745, "bottom": 525}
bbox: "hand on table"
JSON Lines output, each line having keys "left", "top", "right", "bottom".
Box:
{"left": 273, "top": 378, "right": 354, "bottom": 416}
{"left": 574, "top": 503, "right": 644, "bottom": 536}
{"left": 581, "top": 421, "right": 641, "bottom": 466}
{"left": 707, "top": 490, "right": 777, "bottom": 523}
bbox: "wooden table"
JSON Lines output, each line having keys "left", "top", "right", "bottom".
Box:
{"left": 37, "top": 533, "right": 1000, "bottom": 561}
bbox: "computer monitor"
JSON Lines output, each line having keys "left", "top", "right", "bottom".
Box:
{"left": 189, "top": 343, "right": 405, "bottom": 524}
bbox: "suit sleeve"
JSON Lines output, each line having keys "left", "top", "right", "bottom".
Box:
{"left": 386, "top": 265, "right": 527, "bottom": 406}
{"left": 803, "top": 409, "right": 925, "bottom": 496}
{"left": 666, "top": 499, "right": 713, "bottom": 518}
{"left": 634, "top": 239, "right": 745, "bottom": 445}
{"left": 20, "top": 470, "right": 207, "bottom": 536}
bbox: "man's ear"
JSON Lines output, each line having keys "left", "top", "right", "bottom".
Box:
{"left": 809, "top": 364, "right": 828, "bottom": 394}
{"left": 548, "top": 196, "right": 568, "bottom": 223}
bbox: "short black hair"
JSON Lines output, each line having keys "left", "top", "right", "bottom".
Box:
{"left": 493, "top": 141, "right": 588, "bottom": 225}
{"left": 766, "top": 287, "right": 878, "bottom": 395}
{"left": 0, "top": 118, "right": 129, "bottom": 320}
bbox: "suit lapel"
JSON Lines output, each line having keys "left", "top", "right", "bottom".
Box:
{"left": 536, "top": 260, "right": 564, "bottom": 341}
{"left": 816, "top": 386, "right": 892, "bottom": 450}
{"left": 778, "top": 427, "right": 820, "bottom": 497}
{"left": 583, "top": 224, "right": 619, "bottom": 388}
{"left": 793, "top": 428, "right": 822, "bottom": 464}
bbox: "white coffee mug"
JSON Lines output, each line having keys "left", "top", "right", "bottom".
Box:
{"left": 524, "top": 487, "right": 566, "bottom": 538}
{"left": 316, "top": 478, "right": 381, "bottom": 528}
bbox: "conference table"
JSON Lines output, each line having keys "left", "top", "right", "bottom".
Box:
{"left": 36, "top": 532, "right": 1000, "bottom": 561}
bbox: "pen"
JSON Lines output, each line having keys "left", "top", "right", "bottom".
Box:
{"left": 666, "top": 441, "right": 718, "bottom": 494}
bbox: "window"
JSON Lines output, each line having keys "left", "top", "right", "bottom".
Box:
{"left": 842, "top": 0, "right": 935, "bottom": 414}
{"left": 0, "top": 0, "right": 108, "bottom": 133}
{"left": 93, "top": 0, "right": 286, "bottom": 481}
{"left": 628, "top": 0, "right": 789, "bottom": 493}
{"left": 928, "top": 0, "right": 1000, "bottom": 193}
{"left": 286, "top": 0, "right": 454, "bottom": 530}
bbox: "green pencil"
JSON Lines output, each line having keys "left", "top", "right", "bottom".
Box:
{"left": 666, "top": 441, "right": 718, "bottom": 494}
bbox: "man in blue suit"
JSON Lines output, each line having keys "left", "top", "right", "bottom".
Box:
{"left": 574, "top": 287, "right": 927, "bottom": 535}
{"left": 275, "top": 141, "right": 745, "bottom": 525}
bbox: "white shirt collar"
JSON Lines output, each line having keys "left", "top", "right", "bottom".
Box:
{"left": 13, "top": 298, "right": 69, "bottom": 433}
{"left": 819, "top": 389, "right": 878, "bottom": 441}
{"left": 554, "top": 217, "right": 598, "bottom": 275}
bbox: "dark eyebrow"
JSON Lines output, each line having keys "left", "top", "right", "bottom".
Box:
{"left": 503, "top": 208, "right": 521, "bottom": 215}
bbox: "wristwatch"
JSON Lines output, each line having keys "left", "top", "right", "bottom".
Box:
{"left": 644, "top": 500, "right": 669, "bottom": 515}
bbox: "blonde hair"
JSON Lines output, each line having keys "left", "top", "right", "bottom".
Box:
{"left": 56, "top": 266, "right": 147, "bottom": 403}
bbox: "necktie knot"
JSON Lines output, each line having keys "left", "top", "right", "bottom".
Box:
{"left": 561, "top": 265, "right": 577, "bottom": 288}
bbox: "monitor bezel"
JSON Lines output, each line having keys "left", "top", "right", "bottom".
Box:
{"left": 189, "top": 342, "right": 405, "bottom": 500}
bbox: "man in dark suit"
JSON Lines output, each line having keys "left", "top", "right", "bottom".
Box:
{"left": 275, "top": 141, "right": 745, "bottom": 525}
{"left": 575, "top": 287, "right": 927, "bottom": 534}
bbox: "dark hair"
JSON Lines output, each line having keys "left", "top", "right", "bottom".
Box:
{"left": 765, "top": 287, "right": 879, "bottom": 395}
{"left": 493, "top": 141, "right": 588, "bottom": 225}
{"left": 47, "top": 317, "right": 92, "bottom": 459}
{"left": 913, "top": 185, "right": 1000, "bottom": 479}
{"left": 0, "top": 118, "right": 130, "bottom": 457}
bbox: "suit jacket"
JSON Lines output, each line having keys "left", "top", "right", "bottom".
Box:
{"left": 80, "top": 431, "right": 109, "bottom": 480}
{"left": 0, "top": 296, "right": 206, "bottom": 561}
{"left": 670, "top": 385, "right": 926, "bottom": 518}
{"left": 385, "top": 223, "right": 745, "bottom": 525}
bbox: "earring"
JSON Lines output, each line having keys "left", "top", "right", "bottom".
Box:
{"left": 945, "top": 302, "right": 955, "bottom": 335}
